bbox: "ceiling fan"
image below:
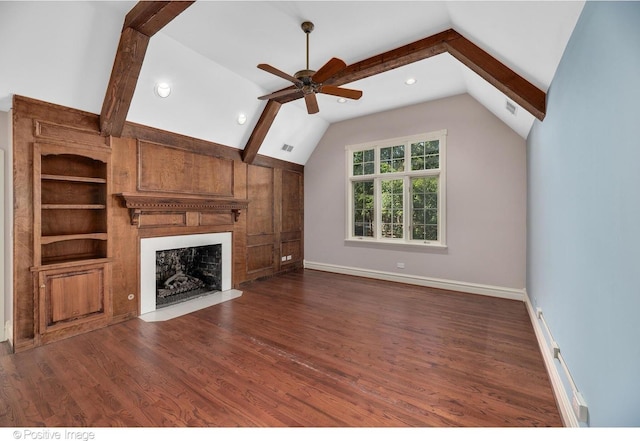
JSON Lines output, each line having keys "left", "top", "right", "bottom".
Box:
{"left": 257, "top": 21, "right": 363, "bottom": 114}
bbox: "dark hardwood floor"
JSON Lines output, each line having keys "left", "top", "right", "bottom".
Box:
{"left": 0, "top": 269, "right": 562, "bottom": 427}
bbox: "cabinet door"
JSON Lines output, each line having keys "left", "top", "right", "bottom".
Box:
{"left": 39, "top": 264, "right": 107, "bottom": 333}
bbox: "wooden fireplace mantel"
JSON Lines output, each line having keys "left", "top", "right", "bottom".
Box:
{"left": 117, "top": 193, "right": 249, "bottom": 228}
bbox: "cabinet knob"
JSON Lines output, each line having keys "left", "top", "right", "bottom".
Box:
{"left": 40, "top": 284, "right": 46, "bottom": 289}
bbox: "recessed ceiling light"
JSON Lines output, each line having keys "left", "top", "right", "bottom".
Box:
{"left": 154, "top": 82, "right": 171, "bottom": 98}
{"left": 405, "top": 78, "right": 417, "bottom": 85}
{"left": 237, "top": 113, "right": 247, "bottom": 125}
{"left": 337, "top": 98, "right": 347, "bottom": 103}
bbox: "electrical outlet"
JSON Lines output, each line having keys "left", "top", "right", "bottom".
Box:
{"left": 281, "top": 256, "right": 286, "bottom": 262}
{"left": 287, "top": 255, "right": 292, "bottom": 261}
{"left": 397, "top": 262, "right": 405, "bottom": 269}
{"left": 572, "top": 391, "right": 588, "bottom": 423}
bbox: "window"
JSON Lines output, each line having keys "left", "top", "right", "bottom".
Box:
{"left": 346, "top": 130, "right": 447, "bottom": 247}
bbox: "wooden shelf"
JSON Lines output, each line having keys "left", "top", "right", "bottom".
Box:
{"left": 118, "top": 193, "right": 248, "bottom": 227}
{"left": 41, "top": 233, "right": 108, "bottom": 245}
{"left": 41, "top": 174, "right": 107, "bottom": 184}
{"left": 32, "top": 257, "right": 112, "bottom": 272}
{"left": 42, "top": 204, "right": 106, "bottom": 210}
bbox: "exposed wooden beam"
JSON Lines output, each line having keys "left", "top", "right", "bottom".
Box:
{"left": 100, "top": 1, "right": 194, "bottom": 137}
{"left": 100, "top": 27, "right": 149, "bottom": 137}
{"left": 242, "top": 100, "right": 281, "bottom": 164}
{"left": 321, "top": 29, "right": 458, "bottom": 89}
{"left": 241, "top": 28, "right": 545, "bottom": 162}
{"left": 444, "top": 36, "right": 546, "bottom": 121}
{"left": 275, "top": 28, "right": 546, "bottom": 121}
{"left": 124, "top": 1, "right": 195, "bottom": 37}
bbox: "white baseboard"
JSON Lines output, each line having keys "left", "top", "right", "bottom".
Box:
{"left": 303, "top": 260, "right": 525, "bottom": 301}
{"left": 524, "top": 292, "right": 577, "bottom": 427}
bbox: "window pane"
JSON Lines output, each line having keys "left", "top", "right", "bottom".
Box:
{"left": 411, "top": 142, "right": 425, "bottom": 156}
{"left": 425, "top": 140, "right": 439, "bottom": 155}
{"left": 353, "top": 180, "right": 374, "bottom": 237}
{"left": 352, "top": 149, "right": 375, "bottom": 176}
{"left": 381, "top": 145, "right": 404, "bottom": 173}
{"left": 413, "top": 209, "right": 424, "bottom": 223}
{"left": 426, "top": 208, "right": 438, "bottom": 224}
{"left": 392, "top": 145, "right": 404, "bottom": 159}
{"left": 392, "top": 159, "right": 405, "bottom": 172}
{"left": 424, "top": 155, "right": 439, "bottom": 170}
{"left": 413, "top": 193, "right": 424, "bottom": 209}
{"left": 411, "top": 140, "right": 439, "bottom": 171}
{"left": 411, "top": 177, "right": 438, "bottom": 241}
{"left": 364, "top": 162, "right": 374, "bottom": 175}
{"left": 364, "top": 149, "right": 374, "bottom": 162}
{"left": 381, "top": 179, "right": 403, "bottom": 238}
{"left": 424, "top": 225, "right": 438, "bottom": 241}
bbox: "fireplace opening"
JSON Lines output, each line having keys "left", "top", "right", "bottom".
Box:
{"left": 155, "top": 244, "right": 222, "bottom": 309}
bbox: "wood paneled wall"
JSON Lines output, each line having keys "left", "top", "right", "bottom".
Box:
{"left": 11, "top": 96, "right": 304, "bottom": 351}
{"left": 245, "top": 165, "right": 304, "bottom": 279}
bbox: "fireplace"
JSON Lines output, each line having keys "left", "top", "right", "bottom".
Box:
{"left": 155, "top": 243, "right": 222, "bottom": 308}
{"left": 140, "top": 232, "right": 233, "bottom": 315}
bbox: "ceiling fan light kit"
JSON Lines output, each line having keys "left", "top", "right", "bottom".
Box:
{"left": 257, "top": 21, "right": 363, "bottom": 115}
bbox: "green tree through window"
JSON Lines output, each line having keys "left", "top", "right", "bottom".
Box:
{"left": 381, "top": 179, "right": 404, "bottom": 238}
{"left": 411, "top": 177, "right": 438, "bottom": 241}
{"left": 353, "top": 180, "right": 374, "bottom": 237}
{"left": 347, "top": 130, "right": 447, "bottom": 247}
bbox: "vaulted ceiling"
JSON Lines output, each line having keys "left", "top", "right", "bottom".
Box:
{"left": 0, "top": 1, "right": 585, "bottom": 165}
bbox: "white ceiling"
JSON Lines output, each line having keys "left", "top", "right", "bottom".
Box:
{"left": 0, "top": 1, "right": 585, "bottom": 165}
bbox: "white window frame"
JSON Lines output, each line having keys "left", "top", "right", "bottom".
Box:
{"left": 345, "top": 130, "right": 447, "bottom": 249}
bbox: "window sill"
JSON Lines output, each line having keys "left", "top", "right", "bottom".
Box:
{"left": 344, "top": 238, "right": 448, "bottom": 251}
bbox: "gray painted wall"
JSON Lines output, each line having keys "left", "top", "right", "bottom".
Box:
{"left": 527, "top": 1, "right": 640, "bottom": 426}
{"left": 305, "top": 93, "right": 527, "bottom": 291}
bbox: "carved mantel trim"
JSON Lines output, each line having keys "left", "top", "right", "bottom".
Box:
{"left": 118, "top": 193, "right": 249, "bottom": 227}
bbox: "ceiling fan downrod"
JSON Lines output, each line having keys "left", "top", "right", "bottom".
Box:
{"left": 301, "top": 21, "right": 314, "bottom": 71}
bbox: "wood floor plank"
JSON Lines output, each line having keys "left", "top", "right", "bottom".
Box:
{"left": 0, "top": 269, "right": 562, "bottom": 427}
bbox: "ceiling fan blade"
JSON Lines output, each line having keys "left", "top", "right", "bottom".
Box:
{"left": 258, "top": 87, "right": 302, "bottom": 101}
{"left": 312, "top": 57, "right": 347, "bottom": 84}
{"left": 304, "top": 93, "right": 319, "bottom": 114}
{"left": 258, "top": 63, "right": 303, "bottom": 87}
{"left": 319, "top": 85, "right": 363, "bottom": 100}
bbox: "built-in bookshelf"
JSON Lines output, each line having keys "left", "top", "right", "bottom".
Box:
{"left": 32, "top": 143, "right": 112, "bottom": 343}
{"left": 35, "top": 148, "right": 109, "bottom": 266}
